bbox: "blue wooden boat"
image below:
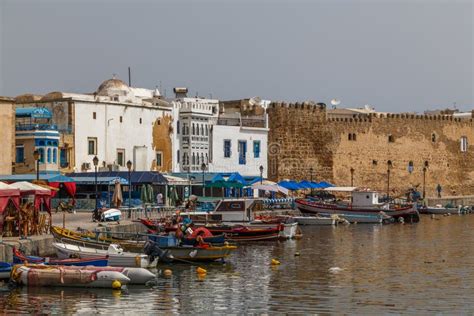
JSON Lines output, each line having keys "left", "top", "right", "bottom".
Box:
{"left": 13, "top": 248, "right": 109, "bottom": 266}
{"left": 148, "top": 234, "right": 226, "bottom": 247}
{"left": 0, "top": 262, "right": 12, "bottom": 279}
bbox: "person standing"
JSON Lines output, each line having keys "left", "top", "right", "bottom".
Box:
{"left": 436, "top": 184, "right": 442, "bottom": 198}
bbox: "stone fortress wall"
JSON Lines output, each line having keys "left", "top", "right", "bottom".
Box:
{"left": 267, "top": 102, "right": 474, "bottom": 197}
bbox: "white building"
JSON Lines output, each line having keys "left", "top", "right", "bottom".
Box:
{"left": 170, "top": 88, "right": 219, "bottom": 173}
{"left": 15, "top": 78, "right": 171, "bottom": 173}
{"left": 171, "top": 91, "right": 269, "bottom": 177}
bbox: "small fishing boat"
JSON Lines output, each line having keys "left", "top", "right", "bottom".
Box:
{"left": 418, "top": 205, "right": 460, "bottom": 215}
{"left": 293, "top": 216, "right": 336, "bottom": 226}
{"left": 205, "top": 224, "right": 282, "bottom": 241}
{"left": 143, "top": 240, "right": 237, "bottom": 262}
{"left": 102, "top": 209, "right": 121, "bottom": 221}
{"left": 0, "top": 262, "right": 12, "bottom": 279}
{"left": 53, "top": 242, "right": 155, "bottom": 268}
{"left": 13, "top": 247, "right": 109, "bottom": 267}
{"left": 296, "top": 188, "right": 419, "bottom": 223}
{"left": 318, "top": 212, "right": 393, "bottom": 224}
{"left": 11, "top": 264, "right": 130, "bottom": 288}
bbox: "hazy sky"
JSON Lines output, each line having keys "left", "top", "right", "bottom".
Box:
{"left": 0, "top": 0, "right": 472, "bottom": 112}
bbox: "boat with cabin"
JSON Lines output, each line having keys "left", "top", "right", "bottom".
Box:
{"left": 296, "top": 188, "right": 419, "bottom": 223}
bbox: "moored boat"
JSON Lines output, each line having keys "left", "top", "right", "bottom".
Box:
{"left": 52, "top": 242, "right": 155, "bottom": 268}
{"left": 11, "top": 264, "right": 130, "bottom": 288}
{"left": 296, "top": 188, "right": 419, "bottom": 223}
{"left": 418, "top": 205, "right": 460, "bottom": 215}
{"left": 293, "top": 216, "right": 336, "bottom": 226}
{"left": 143, "top": 240, "right": 237, "bottom": 262}
{"left": 319, "top": 212, "right": 393, "bottom": 224}
{"left": 13, "top": 247, "right": 109, "bottom": 266}
{"left": 0, "top": 262, "right": 12, "bottom": 279}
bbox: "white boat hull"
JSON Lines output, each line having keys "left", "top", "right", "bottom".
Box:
{"left": 293, "top": 216, "right": 336, "bottom": 226}
{"left": 53, "top": 242, "right": 154, "bottom": 268}
{"left": 279, "top": 222, "right": 298, "bottom": 239}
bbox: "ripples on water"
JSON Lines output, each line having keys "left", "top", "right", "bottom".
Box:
{"left": 2, "top": 215, "right": 474, "bottom": 314}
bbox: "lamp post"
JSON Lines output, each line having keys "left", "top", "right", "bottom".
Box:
{"left": 309, "top": 167, "right": 314, "bottom": 195}
{"left": 33, "top": 150, "right": 40, "bottom": 181}
{"left": 259, "top": 165, "right": 264, "bottom": 185}
{"left": 93, "top": 156, "right": 99, "bottom": 211}
{"left": 127, "top": 160, "right": 132, "bottom": 218}
{"left": 201, "top": 162, "right": 207, "bottom": 197}
{"left": 386, "top": 161, "right": 392, "bottom": 201}
{"left": 350, "top": 167, "right": 354, "bottom": 187}
{"left": 422, "top": 167, "right": 427, "bottom": 199}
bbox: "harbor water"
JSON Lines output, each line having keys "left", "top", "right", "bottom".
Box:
{"left": 2, "top": 214, "right": 474, "bottom": 314}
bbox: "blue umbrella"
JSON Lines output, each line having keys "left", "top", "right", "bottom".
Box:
{"left": 318, "top": 181, "right": 333, "bottom": 188}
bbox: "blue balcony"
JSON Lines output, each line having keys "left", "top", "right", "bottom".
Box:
{"left": 16, "top": 123, "right": 58, "bottom": 131}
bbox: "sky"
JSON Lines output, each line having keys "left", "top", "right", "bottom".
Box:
{"left": 0, "top": 0, "right": 472, "bottom": 112}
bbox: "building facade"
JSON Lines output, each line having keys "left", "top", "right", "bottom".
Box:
{"left": 15, "top": 78, "right": 172, "bottom": 173}
{"left": 14, "top": 107, "right": 60, "bottom": 174}
{"left": 268, "top": 102, "right": 474, "bottom": 196}
{"left": 0, "top": 97, "right": 15, "bottom": 175}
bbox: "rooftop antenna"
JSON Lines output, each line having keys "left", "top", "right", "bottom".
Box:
{"left": 209, "top": 93, "right": 213, "bottom": 99}
{"left": 128, "top": 67, "right": 131, "bottom": 87}
{"left": 330, "top": 98, "right": 341, "bottom": 109}
{"left": 159, "top": 80, "right": 162, "bottom": 94}
{"left": 112, "top": 73, "right": 117, "bottom": 79}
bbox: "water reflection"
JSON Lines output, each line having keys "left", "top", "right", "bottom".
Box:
{"left": 2, "top": 215, "right": 474, "bottom": 313}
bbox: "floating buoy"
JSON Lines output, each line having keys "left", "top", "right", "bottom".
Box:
{"left": 294, "top": 252, "right": 300, "bottom": 257}
{"left": 112, "top": 280, "right": 122, "bottom": 290}
{"left": 271, "top": 259, "right": 280, "bottom": 265}
{"left": 163, "top": 269, "right": 172, "bottom": 277}
{"left": 196, "top": 267, "right": 207, "bottom": 274}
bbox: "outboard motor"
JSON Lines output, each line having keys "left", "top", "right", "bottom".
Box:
{"left": 143, "top": 240, "right": 173, "bottom": 264}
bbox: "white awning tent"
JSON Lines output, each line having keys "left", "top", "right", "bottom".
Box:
{"left": 9, "top": 181, "right": 51, "bottom": 193}
{"left": 251, "top": 183, "right": 289, "bottom": 195}
{"left": 324, "top": 186, "right": 357, "bottom": 192}
{"left": 163, "top": 175, "right": 189, "bottom": 185}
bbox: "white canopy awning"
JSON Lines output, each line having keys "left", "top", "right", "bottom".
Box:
{"left": 251, "top": 184, "right": 289, "bottom": 195}
{"left": 324, "top": 186, "right": 357, "bottom": 192}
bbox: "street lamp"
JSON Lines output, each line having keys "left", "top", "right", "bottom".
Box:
{"left": 93, "top": 156, "right": 99, "bottom": 211}
{"left": 127, "top": 160, "right": 132, "bottom": 218}
{"left": 350, "top": 167, "right": 354, "bottom": 187}
{"left": 201, "top": 162, "right": 207, "bottom": 197}
{"left": 422, "top": 167, "right": 427, "bottom": 199}
{"left": 309, "top": 167, "right": 314, "bottom": 195}
{"left": 259, "top": 165, "right": 264, "bottom": 185}
{"left": 33, "top": 150, "right": 40, "bottom": 181}
{"left": 387, "top": 160, "right": 392, "bottom": 201}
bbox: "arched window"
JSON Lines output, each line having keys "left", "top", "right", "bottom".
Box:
{"left": 201, "top": 125, "right": 204, "bottom": 135}
{"left": 53, "top": 148, "right": 57, "bottom": 163}
{"left": 348, "top": 133, "right": 352, "bottom": 141}
{"left": 177, "top": 121, "right": 180, "bottom": 134}
{"left": 205, "top": 125, "right": 208, "bottom": 136}
{"left": 196, "top": 153, "right": 200, "bottom": 165}
{"left": 183, "top": 152, "right": 186, "bottom": 165}
{"left": 47, "top": 148, "right": 51, "bottom": 163}
{"left": 387, "top": 160, "right": 393, "bottom": 167}
{"left": 352, "top": 133, "right": 357, "bottom": 141}
{"left": 196, "top": 124, "right": 200, "bottom": 135}
{"left": 408, "top": 161, "right": 414, "bottom": 173}
{"left": 192, "top": 153, "right": 195, "bottom": 165}
{"left": 424, "top": 161, "right": 429, "bottom": 168}
{"left": 201, "top": 153, "right": 204, "bottom": 164}
{"left": 177, "top": 150, "right": 180, "bottom": 163}
{"left": 39, "top": 148, "right": 45, "bottom": 163}
{"left": 206, "top": 153, "right": 209, "bottom": 163}
{"left": 388, "top": 135, "right": 394, "bottom": 143}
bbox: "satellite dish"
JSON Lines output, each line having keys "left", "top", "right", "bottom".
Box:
{"left": 249, "top": 97, "right": 262, "bottom": 106}
{"left": 330, "top": 99, "right": 341, "bottom": 106}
